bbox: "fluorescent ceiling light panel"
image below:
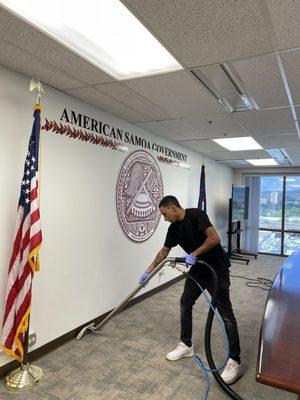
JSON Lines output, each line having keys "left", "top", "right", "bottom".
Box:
{"left": 246, "top": 159, "right": 278, "bottom": 166}
{"left": 1, "top": 0, "right": 182, "bottom": 79}
{"left": 266, "top": 148, "right": 293, "bottom": 165}
{"left": 213, "top": 137, "right": 263, "bottom": 151}
{"left": 192, "top": 64, "right": 259, "bottom": 113}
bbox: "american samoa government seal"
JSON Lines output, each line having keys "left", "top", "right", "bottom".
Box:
{"left": 116, "top": 150, "right": 164, "bottom": 242}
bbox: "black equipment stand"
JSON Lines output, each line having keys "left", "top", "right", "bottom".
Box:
{"left": 227, "top": 199, "right": 257, "bottom": 264}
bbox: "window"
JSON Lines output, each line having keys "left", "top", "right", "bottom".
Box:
{"left": 258, "top": 176, "right": 300, "bottom": 256}
{"left": 259, "top": 176, "right": 283, "bottom": 230}
{"left": 285, "top": 177, "right": 300, "bottom": 231}
{"left": 258, "top": 231, "right": 281, "bottom": 254}
{"left": 284, "top": 233, "right": 300, "bottom": 256}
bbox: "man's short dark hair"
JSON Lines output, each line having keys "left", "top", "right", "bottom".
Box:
{"left": 159, "top": 195, "right": 181, "bottom": 208}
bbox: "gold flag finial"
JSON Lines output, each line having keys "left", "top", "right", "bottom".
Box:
{"left": 30, "top": 79, "right": 44, "bottom": 105}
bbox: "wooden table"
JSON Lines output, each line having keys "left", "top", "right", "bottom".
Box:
{"left": 256, "top": 250, "right": 300, "bottom": 398}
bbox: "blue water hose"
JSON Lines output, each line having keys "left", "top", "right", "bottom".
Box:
{"left": 175, "top": 259, "right": 245, "bottom": 400}
{"left": 193, "top": 279, "right": 230, "bottom": 399}
{"left": 176, "top": 265, "right": 230, "bottom": 400}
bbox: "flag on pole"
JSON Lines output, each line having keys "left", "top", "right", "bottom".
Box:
{"left": 1, "top": 105, "right": 42, "bottom": 362}
{"left": 197, "top": 164, "right": 207, "bottom": 212}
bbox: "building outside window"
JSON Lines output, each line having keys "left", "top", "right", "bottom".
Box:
{"left": 258, "top": 176, "right": 300, "bottom": 255}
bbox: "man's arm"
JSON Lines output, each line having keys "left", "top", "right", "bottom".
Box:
{"left": 191, "top": 226, "right": 220, "bottom": 258}
{"left": 146, "top": 246, "right": 171, "bottom": 273}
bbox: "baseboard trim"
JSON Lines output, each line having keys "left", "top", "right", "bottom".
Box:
{"left": 0, "top": 274, "right": 184, "bottom": 379}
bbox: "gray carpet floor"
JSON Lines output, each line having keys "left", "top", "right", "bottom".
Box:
{"left": 0, "top": 254, "right": 297, "bottom": 399}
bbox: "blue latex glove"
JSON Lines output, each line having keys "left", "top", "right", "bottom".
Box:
{"left": 139, "top": 271, "right": 150, "bottom": 286}
{"left": 185, "top": 254, "right": 197, "bottom": 267}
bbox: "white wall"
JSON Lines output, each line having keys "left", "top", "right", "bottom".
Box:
{"left": 0, "top": 65, "right": 234, "bottom": 367}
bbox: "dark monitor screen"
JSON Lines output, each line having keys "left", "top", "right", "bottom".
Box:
{"left": 232, "top": 185, "right": 248, "bottom": 222}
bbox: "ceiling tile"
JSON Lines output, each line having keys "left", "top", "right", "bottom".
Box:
{"left": 94, "top": 82, "right": 172, "bottom": 121}
{"left": 0, "top": 38, "right": 83, "bottom": 89}
{"left": 284, "top": 144, "right": 300, "bottom": 164}
{"left": 158, "top": 120, "right": 199, "bottom": 139}
{"left": 136, "top": 117, "right": 246, "bottom": 143}
{"left": 177, "top": 139, "right": 225, "bottom": 153}
{"left": 65, "top": 86, "right": 150, "bottom": 123}
{"left": 219, "top": 160, "right": 251, "bottom": 169}
{"left": 211, "top": 149, "right": 270, "bottom": 161}
{"left": 231, "top": 53, "right": 289, "bottom": 108}
{"left": 254, "top": 133, "right": 300, "bottom": 149}
{"left": 295, "top": 105, "right": 300, "bottom": 122}
{"left": 135, "top": 121, "right": 179, "bottom": 141}
{"left": 121, "top": 0, "right": 274, "bottom": 67}
{"left": 181, "top": 114, "right": 248, "bottom": 138}
{"left": 232, "top": 108, "right": 296, "bottom": 135}
{"left": 175, "top": 141, "right": 221, "bottom": 157}
{"left": 281, "top": 50, "right": 300, "bottom": 105}
{"left": 125, "top": 71, "right": 225, "bottom": 118}
{"left": 266, "top": 0, "right": 300, "bottom": 51}
{"left": 0, "top": 7, "right": 114, "bottom": 85}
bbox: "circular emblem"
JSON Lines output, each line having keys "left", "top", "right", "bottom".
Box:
{"left": 116, "top": 150, "right": 164, "bottom": 242}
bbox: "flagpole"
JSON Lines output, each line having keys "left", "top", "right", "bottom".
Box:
{"left": 4, "top": 79, "right": 44, "bottom": 392}
{"left": 20, "top": 78, "right": 43, "bottom": 366}
{"left": 22, "top": 316, "right": 30, "bottom": 366}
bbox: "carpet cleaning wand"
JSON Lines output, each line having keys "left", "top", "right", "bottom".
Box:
{"left": 76, "top": 258, "right": 170, "bottom": 340}
{"left": 76, "top": 258, "right": 245, "bottom": 400}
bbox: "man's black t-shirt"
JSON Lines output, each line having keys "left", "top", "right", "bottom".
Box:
{"left": 164, "top": 208, "right": 230, "bottom": 276}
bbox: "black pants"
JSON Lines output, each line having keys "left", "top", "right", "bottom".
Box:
{"left": 180, "top": 266, "right": 241, "bottom": 363}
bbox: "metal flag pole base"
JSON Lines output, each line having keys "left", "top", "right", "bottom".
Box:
{"left": 4, "top": 363, "right": 44, "bottom": 392}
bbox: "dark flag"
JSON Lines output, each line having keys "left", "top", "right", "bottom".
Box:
{"left": 198, "top": 164, "right": 207, "bottom": 212}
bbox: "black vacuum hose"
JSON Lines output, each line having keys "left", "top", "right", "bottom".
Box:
{"left": 175, "top": 258, "right": 245, "bottom": 400}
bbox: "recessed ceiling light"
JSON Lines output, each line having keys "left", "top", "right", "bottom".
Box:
{"left": 246, "top": 159, "right": 278, "bottom": 166}
{"left": 213, "top": 137, "right": 263, "bottom": 151}
{"left": 0, "top": 0, "right": 183, "bottom": 80}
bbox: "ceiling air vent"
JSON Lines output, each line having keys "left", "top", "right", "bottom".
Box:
{"left": 191, "top": 63, "right": 259, "bottom": 113}
{"left": 266, "top": 149, "right": 293, "bottom": 166}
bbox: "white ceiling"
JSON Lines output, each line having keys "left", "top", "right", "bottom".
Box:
{"left": 1, "top": 1, "right": 300, "bottom": 169}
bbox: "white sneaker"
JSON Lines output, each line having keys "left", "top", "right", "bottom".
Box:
{"left": 221, "top": 358, "right": 243, "bottom": 384}
{"left": 166, "top": 342, "right": 194, "bottom": 361}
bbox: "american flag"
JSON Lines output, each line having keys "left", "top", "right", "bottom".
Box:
{"left": 198, "top": 164, "right": 207, "bottom": 212}
{"left": 1, "top": 105, "right": 42, "bottom": 362}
